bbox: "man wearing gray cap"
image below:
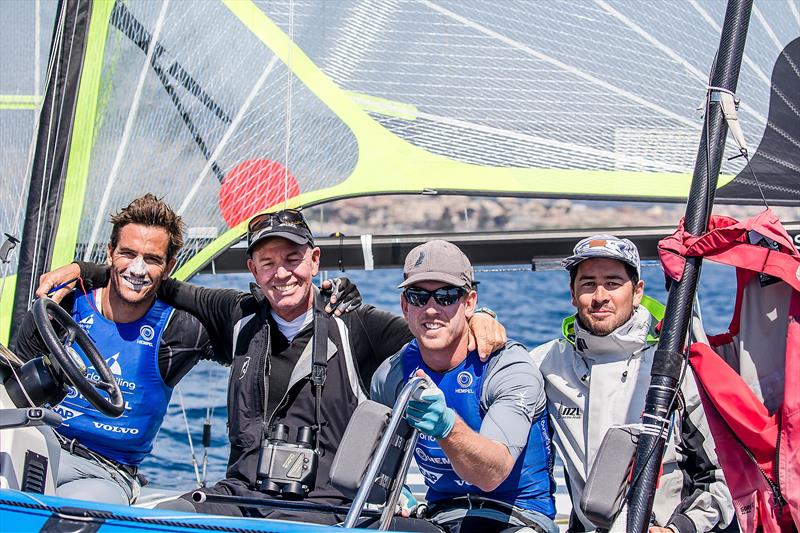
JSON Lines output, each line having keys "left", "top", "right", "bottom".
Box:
{"left": 371, "top": 240, "right": 557, "bottom": 533}
{"left": 530, "top": 235, "right": 734, "bottom": 533}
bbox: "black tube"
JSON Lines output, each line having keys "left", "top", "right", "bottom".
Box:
{"left": 626, "top": 1, "right": 753, "bottom": 532}
{"left": 202, "top": 420, "right": 211, "bottom": 448}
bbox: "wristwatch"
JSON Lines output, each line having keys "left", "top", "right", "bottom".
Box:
{"left": 475, "top": 307, "right": 497, "bottom": 319}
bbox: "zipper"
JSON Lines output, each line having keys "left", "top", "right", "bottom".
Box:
{"left": 259, "top": 320, "right": 272, "bottom": 439}
{"left": 772, "top": 421, "right": 785, "bottom": 509}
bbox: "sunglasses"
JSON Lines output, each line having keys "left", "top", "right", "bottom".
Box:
{"left": 403, "top": 286, "right": 468, "bottom": 307}
{"left": 247, "top": 209, "right": 310, "bottom": 243}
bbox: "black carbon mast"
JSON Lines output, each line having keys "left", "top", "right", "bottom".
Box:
{"left": 626, "top": 0, "right": 754, "bottom": 531}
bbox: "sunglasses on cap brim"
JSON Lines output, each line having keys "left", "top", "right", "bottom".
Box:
{"left": 403, "top": 286, "right": 468, "bottom": 307}
{"left": 247, "top": 209, "right": 309, "bottom": 235}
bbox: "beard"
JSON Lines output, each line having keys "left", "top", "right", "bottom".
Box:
{"left": 577, "top": 306, "right": 633, "bottom": 337}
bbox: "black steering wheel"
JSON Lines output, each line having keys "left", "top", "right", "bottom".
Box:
{"left": 32, "top": 297, "right": 125, "bottom": 417}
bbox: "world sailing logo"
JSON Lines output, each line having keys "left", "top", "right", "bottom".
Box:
{"left": 78, "top": 314, "right": 94, "bottom": 332}
{"left": 87, "top": 353, "right": 136, "bottom": 391}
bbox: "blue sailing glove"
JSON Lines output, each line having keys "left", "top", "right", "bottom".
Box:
{"left": 406, "top": 377, "right": 456, "bottom": 439}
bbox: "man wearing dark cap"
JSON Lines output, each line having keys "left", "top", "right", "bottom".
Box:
{"left": 530, "top": 235, "right": 734, "bottom": 533}
{"left": 371, "top": 240, "right": 558, "bottom": 533}
{"left": 45, "top": 210, "right": 506, "bottom": 524}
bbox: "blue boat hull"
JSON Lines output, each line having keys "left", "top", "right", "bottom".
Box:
{"left": 0, "top": 489, "right": 362, "bottom": 532}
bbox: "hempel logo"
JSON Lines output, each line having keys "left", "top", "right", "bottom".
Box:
{"left": 137, "top": 324, "right": 155, "bottom": 346}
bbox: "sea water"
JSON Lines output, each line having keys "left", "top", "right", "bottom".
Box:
{"left": 143, "top": 262, "right": 736, "bottom": 493}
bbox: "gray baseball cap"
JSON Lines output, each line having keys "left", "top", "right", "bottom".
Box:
{"left": 562, "top": 234, "right": 641, "bottom": 276}
{"left": 399, "top": 240, "right": 474, "bottom": 289}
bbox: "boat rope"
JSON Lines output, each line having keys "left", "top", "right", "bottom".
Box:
{"left": 176, "top": 386, "right": 203, "bottom": 487}
{"left": 201, "top": 364, "right": 218, "bottom": 485}
{"left": 0, "top": 497, "right": 284, "bottom": 533}
{"left": 707, "top": 85, "right": 770, "bottom": 209}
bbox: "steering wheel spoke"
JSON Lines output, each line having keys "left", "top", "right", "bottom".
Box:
{"left": 32, "top": 298, "right": 125, "bottom": 417}
{"left": 92, "top": 379, "right": 117, "bottom": 394}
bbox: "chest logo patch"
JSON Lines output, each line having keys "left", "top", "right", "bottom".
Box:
{"left": 78, "top": 314, "right": 94, "bottom": 332}
{"left": 140, "top": 325, "right": 155, "bottom": 342}
{"left": 456, "top": 371, "right": 473, "bottom": 388}
{"left": 556, "top": 403, "right": 582, "bottom": 419}
{"left": 239, "top": 357, "right": 251, "bottom": 380}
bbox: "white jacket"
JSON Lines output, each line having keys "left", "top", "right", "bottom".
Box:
{"left": 530, "top": 301, "right": 734, "bottom": 533}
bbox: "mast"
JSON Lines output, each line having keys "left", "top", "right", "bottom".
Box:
{"left": 9, "top": 0, "right": 93, "bottom": 344}
{"left": 626, "top": 0, "right": 753, "bottom": 531}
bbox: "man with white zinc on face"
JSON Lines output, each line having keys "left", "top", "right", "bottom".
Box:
{"left": 530, "top": 235, "right": 734, "bottom": 533}
{"left": 14, "top": 194, "right": 221, "bottom": 505}
{"left": 371, "top": 241, "right": 557, "bottom": 533}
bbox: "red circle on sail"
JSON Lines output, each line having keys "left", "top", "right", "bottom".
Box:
{"left": 219, "top": 159, "right": 301, "bottom": 228}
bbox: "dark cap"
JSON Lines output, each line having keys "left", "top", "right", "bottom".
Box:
{"left": 246, "top": 209, "right": 314, "bottom": 256}
{"left": 399, "top": 240, "right": 474, "bottom": 289}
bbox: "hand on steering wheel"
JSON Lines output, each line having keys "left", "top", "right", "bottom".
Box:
{"left": 32, "top": 298, "right": 124, "bottom": 417}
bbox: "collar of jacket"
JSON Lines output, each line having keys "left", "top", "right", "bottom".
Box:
{"left": 561, "top": 295, "right": 664, "bottom": 358}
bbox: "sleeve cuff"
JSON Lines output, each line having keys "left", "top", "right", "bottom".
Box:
{"left": 668, "top": 514, "right": 696, "bottom": 533}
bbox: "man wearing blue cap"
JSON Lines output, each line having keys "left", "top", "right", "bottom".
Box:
{"left": 530, "top": 235, "right": 734, "bottom": 533}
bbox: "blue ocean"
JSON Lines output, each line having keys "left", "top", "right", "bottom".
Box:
{"left": 142, "top": 262, "right": 737, "bottom": 490}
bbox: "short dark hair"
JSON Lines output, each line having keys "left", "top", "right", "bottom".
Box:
{"left": 570, "top": 261, "right": 639, "bottom": 289}
{"left": 109, "top": 194, "right": 185, "bottom": 260}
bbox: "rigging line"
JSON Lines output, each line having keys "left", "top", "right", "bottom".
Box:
{"left": 742, "top": 153, "right": 770, "bottom": 209}
{"left": 11, "top": 0, "right": 64, "bottom": 244}
{"left": 29, "top": 0, "right": 78, "bottom": 305}
{"left": 284, "top": 0, "right": 295, "bottom": 209}
{"left": 26, "top": 6, "right": 65, "bottom": 297}
{"left": 84, "top": 0, "right": 172, "bottom": 262}
{"left": 178, "top": 55, "right": 280, "bottom": 216}
{"left": 176, "top": 386, "right": 203, "bottom": 487}
{"left": 420, "top": 0, "right": 697, "bottom": 129}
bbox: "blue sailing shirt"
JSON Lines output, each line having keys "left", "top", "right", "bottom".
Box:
{"left": 402, "top": 340, "right": 555, "bottom": 517}
{"left": 54, "top": 290, "right": 174, "bottom": 466}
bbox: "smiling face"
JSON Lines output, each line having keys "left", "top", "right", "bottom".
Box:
{"left": 401, "top": 281, "right": 477, "bottom": 371}
{"left": 107, "top": 224, "right": 175, "bottom": 307}
{"left": 247, "top": 237, "right": 320, "bottom": 321}
{"left": 570, "top": 258, "right": 644, "bottom": 336}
